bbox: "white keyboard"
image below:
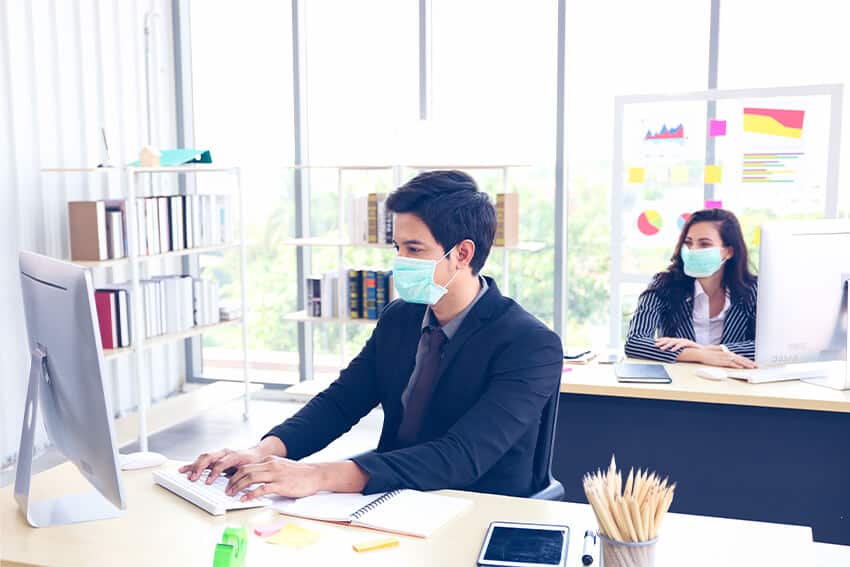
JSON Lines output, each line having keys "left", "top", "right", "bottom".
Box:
{"left": 728, "top": 362, "right": 838, "bottom": 384}
{"left": 153, "top": 468, "right": 273, "bottom": 515}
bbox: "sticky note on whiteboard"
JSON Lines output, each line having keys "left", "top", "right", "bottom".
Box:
{"left": 670, "top": 165, "right": 689, "bottom": 184}
{"left": 628, "top": 167, "right": 646, "bottom": 184}
{"left": 709, "top": 119, "right": 727, "bottom": 137}
{"left": 704, "top": 200, "right": 723, "bottom": 209}
{"left": 704, "top": 165, "right": 722, "bottom": 184}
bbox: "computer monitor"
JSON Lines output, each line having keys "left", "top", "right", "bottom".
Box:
{"left": 756, "top": 220, "right": 850, "bottom": 389}
{"left": 15, "top": 251, "right": 126, "bottom": 526}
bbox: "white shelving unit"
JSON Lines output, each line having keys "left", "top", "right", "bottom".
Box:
{"left": 41, "top": 165, "right": 250, "bottom": 452}
{"left": 282, "top": 164, "right": 545, "bottom": 381}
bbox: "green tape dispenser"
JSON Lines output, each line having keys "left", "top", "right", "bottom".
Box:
{"left": 213, "top": 526, "right": 247, "bottom": 567}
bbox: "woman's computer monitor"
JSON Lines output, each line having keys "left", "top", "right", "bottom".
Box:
{"left": 756, "top": 220, "right": 850, "bottom": 388}
{"left": 16, "top": 251, "right": 126, "bottom": 526}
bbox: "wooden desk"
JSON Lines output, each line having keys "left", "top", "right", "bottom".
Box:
{"left": 561, "top": 361, "right": 850, "bottom": 413}
{"left": 1, "top": 461, "right": 812, "bottom": 567}
{"left": 556, "top": 361, "right": 850, "bottom": 545}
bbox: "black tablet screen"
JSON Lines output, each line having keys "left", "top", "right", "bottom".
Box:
{"left": 483, "top": 526, "right": 565, "bottom": 564}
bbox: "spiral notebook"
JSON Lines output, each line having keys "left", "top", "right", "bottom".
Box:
{"left": 270, "top": 489, "right": 473, "bottom": 538}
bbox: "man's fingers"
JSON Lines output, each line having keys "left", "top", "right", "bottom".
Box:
{"left": 226, "top": 462, "right": 266, "bottom": 494}
{"left": 241, "top": 482, "right": 273, "bottom": 502}
{"left": 186, "top": 450, "right": 227, "bottom": 481}
{"left": 206, "top": 453, "right": 240, "bottom": 484}
{"left": 228, "top": 469, "right": 276, "bottom": 496}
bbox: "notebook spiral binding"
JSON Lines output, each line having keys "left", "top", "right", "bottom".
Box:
{"left": 350, "top": 490, "right": 403, "bottom": 520}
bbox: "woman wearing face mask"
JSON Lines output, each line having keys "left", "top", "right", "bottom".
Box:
{"left": 624, "top": 208, "right": 758, "bottom": 369}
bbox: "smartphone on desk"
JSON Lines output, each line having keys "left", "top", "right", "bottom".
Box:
{"left": 478, "top": 521, "right": 569, "bottom": 567}
{"left": 598, "top": 352, "right": 621, "bottom": 364}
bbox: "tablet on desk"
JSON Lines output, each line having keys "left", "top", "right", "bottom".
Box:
{"left": 478, "top": 521, "right": 569, "bottom": 567}
{"left": 614, "top": 363, "right": 672, "bottom": 384}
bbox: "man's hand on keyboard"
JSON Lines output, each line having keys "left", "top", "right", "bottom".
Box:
{"left": 225, "top": 456, "right": 324, "bottom": 501}
{"left": 179, "top": 447, "right": 265, "bottom": 484}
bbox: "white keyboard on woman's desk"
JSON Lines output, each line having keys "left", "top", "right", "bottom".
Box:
{"left": 153, "top": 468, "right": 274, "bottom": 515}
{"left": 727, "top": 362, "right": 841, "bottom": 384}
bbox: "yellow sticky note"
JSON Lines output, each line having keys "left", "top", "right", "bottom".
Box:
{"left": 628, "top": 167, "right": 645, "bottom": 183}
{"left": 670, "top": 165, "right": 689, "bottom": 184}
{"left": 266, "top": 522, "right": 320, "bottom": 549}
{"left": 353, "top": 537, "right": 400, "bottom": 552}
{"left": 653, "top": 167, "right": 669, "bottom": 183}
{"left": 704, "top": 165, "right": 722, "bottom": 184}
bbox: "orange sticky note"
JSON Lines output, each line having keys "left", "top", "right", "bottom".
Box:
{"left": 352, "top": 537, "right": 400, "bottom": 552}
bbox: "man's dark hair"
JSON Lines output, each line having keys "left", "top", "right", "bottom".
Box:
{"left": 386, "top": 170, "right": 496, "bottom": 275}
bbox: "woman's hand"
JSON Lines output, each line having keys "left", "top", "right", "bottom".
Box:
{"left": 694, "top": 348, "right": 757, "bottom": 369}
{"left": 655, "top": 337, "right": 702, "bottom": 352}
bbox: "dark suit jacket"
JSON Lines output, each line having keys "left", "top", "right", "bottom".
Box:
{"left": 625, "top": 273, "right": 758, "bottom": 362}
{"left": 265, "top": 276, "right": 563, "bottom": 497}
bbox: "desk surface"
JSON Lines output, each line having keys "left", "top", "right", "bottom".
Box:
{"left": 1, "top": 461, "right": 813, "bottom": 567}
{"left": 561, "top": 361, "right": 850, "bottom": 413}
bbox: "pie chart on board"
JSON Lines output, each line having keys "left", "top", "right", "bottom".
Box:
{"left": 677, "top": 212, "right": 691, "bottom": 230}
{"left": 637, "top": 210, "right": 663, "bottom": 236}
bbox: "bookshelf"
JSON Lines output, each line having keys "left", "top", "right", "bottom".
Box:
{"left": 282, "top": 164, "right": 545, "bottom": 383}
{"left": 73, "top": 242, "right": 240, "bottom": 268}
{"left": 41, "top": 165, "right": 250, "bottom": 453}
{"left": 102, "top": 318, "right": 243, "bottom": 359}
{"left": 283, "top": 310, "right": 376, "bottom": 326}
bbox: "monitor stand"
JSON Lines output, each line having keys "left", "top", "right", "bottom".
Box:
{"left": 802, "top": 282, "right": 850, "bottom": 391}
{"left": 14, "top": 347, "right": 123, "bottom": 527}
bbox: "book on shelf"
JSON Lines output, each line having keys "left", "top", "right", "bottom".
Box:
{"left": 94, "top": 288, "right": 130, "bottom": 349}
{"left": 349, "top": 193, "right": 394, "bottom": 245}
{"left": 494, "top": 193, "right": 519, "bottom": 247}
{"left": 93, "top": 276, "right": 222, "bottom": 350}
{"left": 69, "top": 195, "right": 233, "bottom": 260}
{"left": 363, "top": 269, "right": 378, "bottom": 319}
{"left": 348, "top": 269, "right": 363, "bottom": 319}
{"left": 303, "top": 268, "right": 393, "bottom": 320}
{"left": 68, "top": 201, "right": 109, "bottom": 261}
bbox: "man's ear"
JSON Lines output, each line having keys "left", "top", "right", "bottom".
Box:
{"left": 455, "top": 239, "right": 476, "bottom": 270}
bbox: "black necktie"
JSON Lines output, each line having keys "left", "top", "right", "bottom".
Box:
{"left": 397, "top": 326, "right": 448, "bottom": 445}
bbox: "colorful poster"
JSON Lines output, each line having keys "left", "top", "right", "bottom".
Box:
{"left": 704, "top": 165, "right": 722, "bottom": 184}
{"left": 628, "top": 167, "right": 646, "bottom": 183}
{"left": 636, "top": 210, "right": 663, "bottom": 235}
{"left": 743, "top": 107, "right": 805, "bottom": 138}
{"left": 644, "top": 124, "right": 684, "bottom": 141}
{"left": 708, "top": 119, "right": 727, "bottom": 137}
{"left": 741, "top": 152, "right": 801, "bottom": 183}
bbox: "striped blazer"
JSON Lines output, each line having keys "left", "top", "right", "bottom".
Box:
{"left": 624, "top": 274, "right": 758, "bottom": 362}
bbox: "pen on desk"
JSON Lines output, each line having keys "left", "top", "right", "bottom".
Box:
{"left": 582, "top": 530, "right": 597, "bottom": 565}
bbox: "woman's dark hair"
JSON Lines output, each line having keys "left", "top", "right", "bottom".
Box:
{"left": 649, "top": 208, "right": 757, "bottom": 313}
{"left": 386, "top": 170, "right": 496, "bottom": 274}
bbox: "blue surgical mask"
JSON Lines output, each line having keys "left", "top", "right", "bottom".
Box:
{"left": 392, "top": 248, "right": 459, "bottom": 305}
{"left": 681, "top": 246, "right": 726, "bottom": 278}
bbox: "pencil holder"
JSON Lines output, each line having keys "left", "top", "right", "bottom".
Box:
{"left": 599, "top": 534, "right": 657, "bottom": 567}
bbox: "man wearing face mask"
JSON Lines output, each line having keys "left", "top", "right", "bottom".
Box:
{"left": 181, "top": 170, "right": 564, "bottom": 500}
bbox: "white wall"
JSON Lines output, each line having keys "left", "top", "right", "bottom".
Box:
{"left": 0, "top": 0, "right": 185, "bottom": 467}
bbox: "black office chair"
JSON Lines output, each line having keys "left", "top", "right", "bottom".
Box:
{"left": 528, "top": 389, "right": 564, "bottom": 501}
